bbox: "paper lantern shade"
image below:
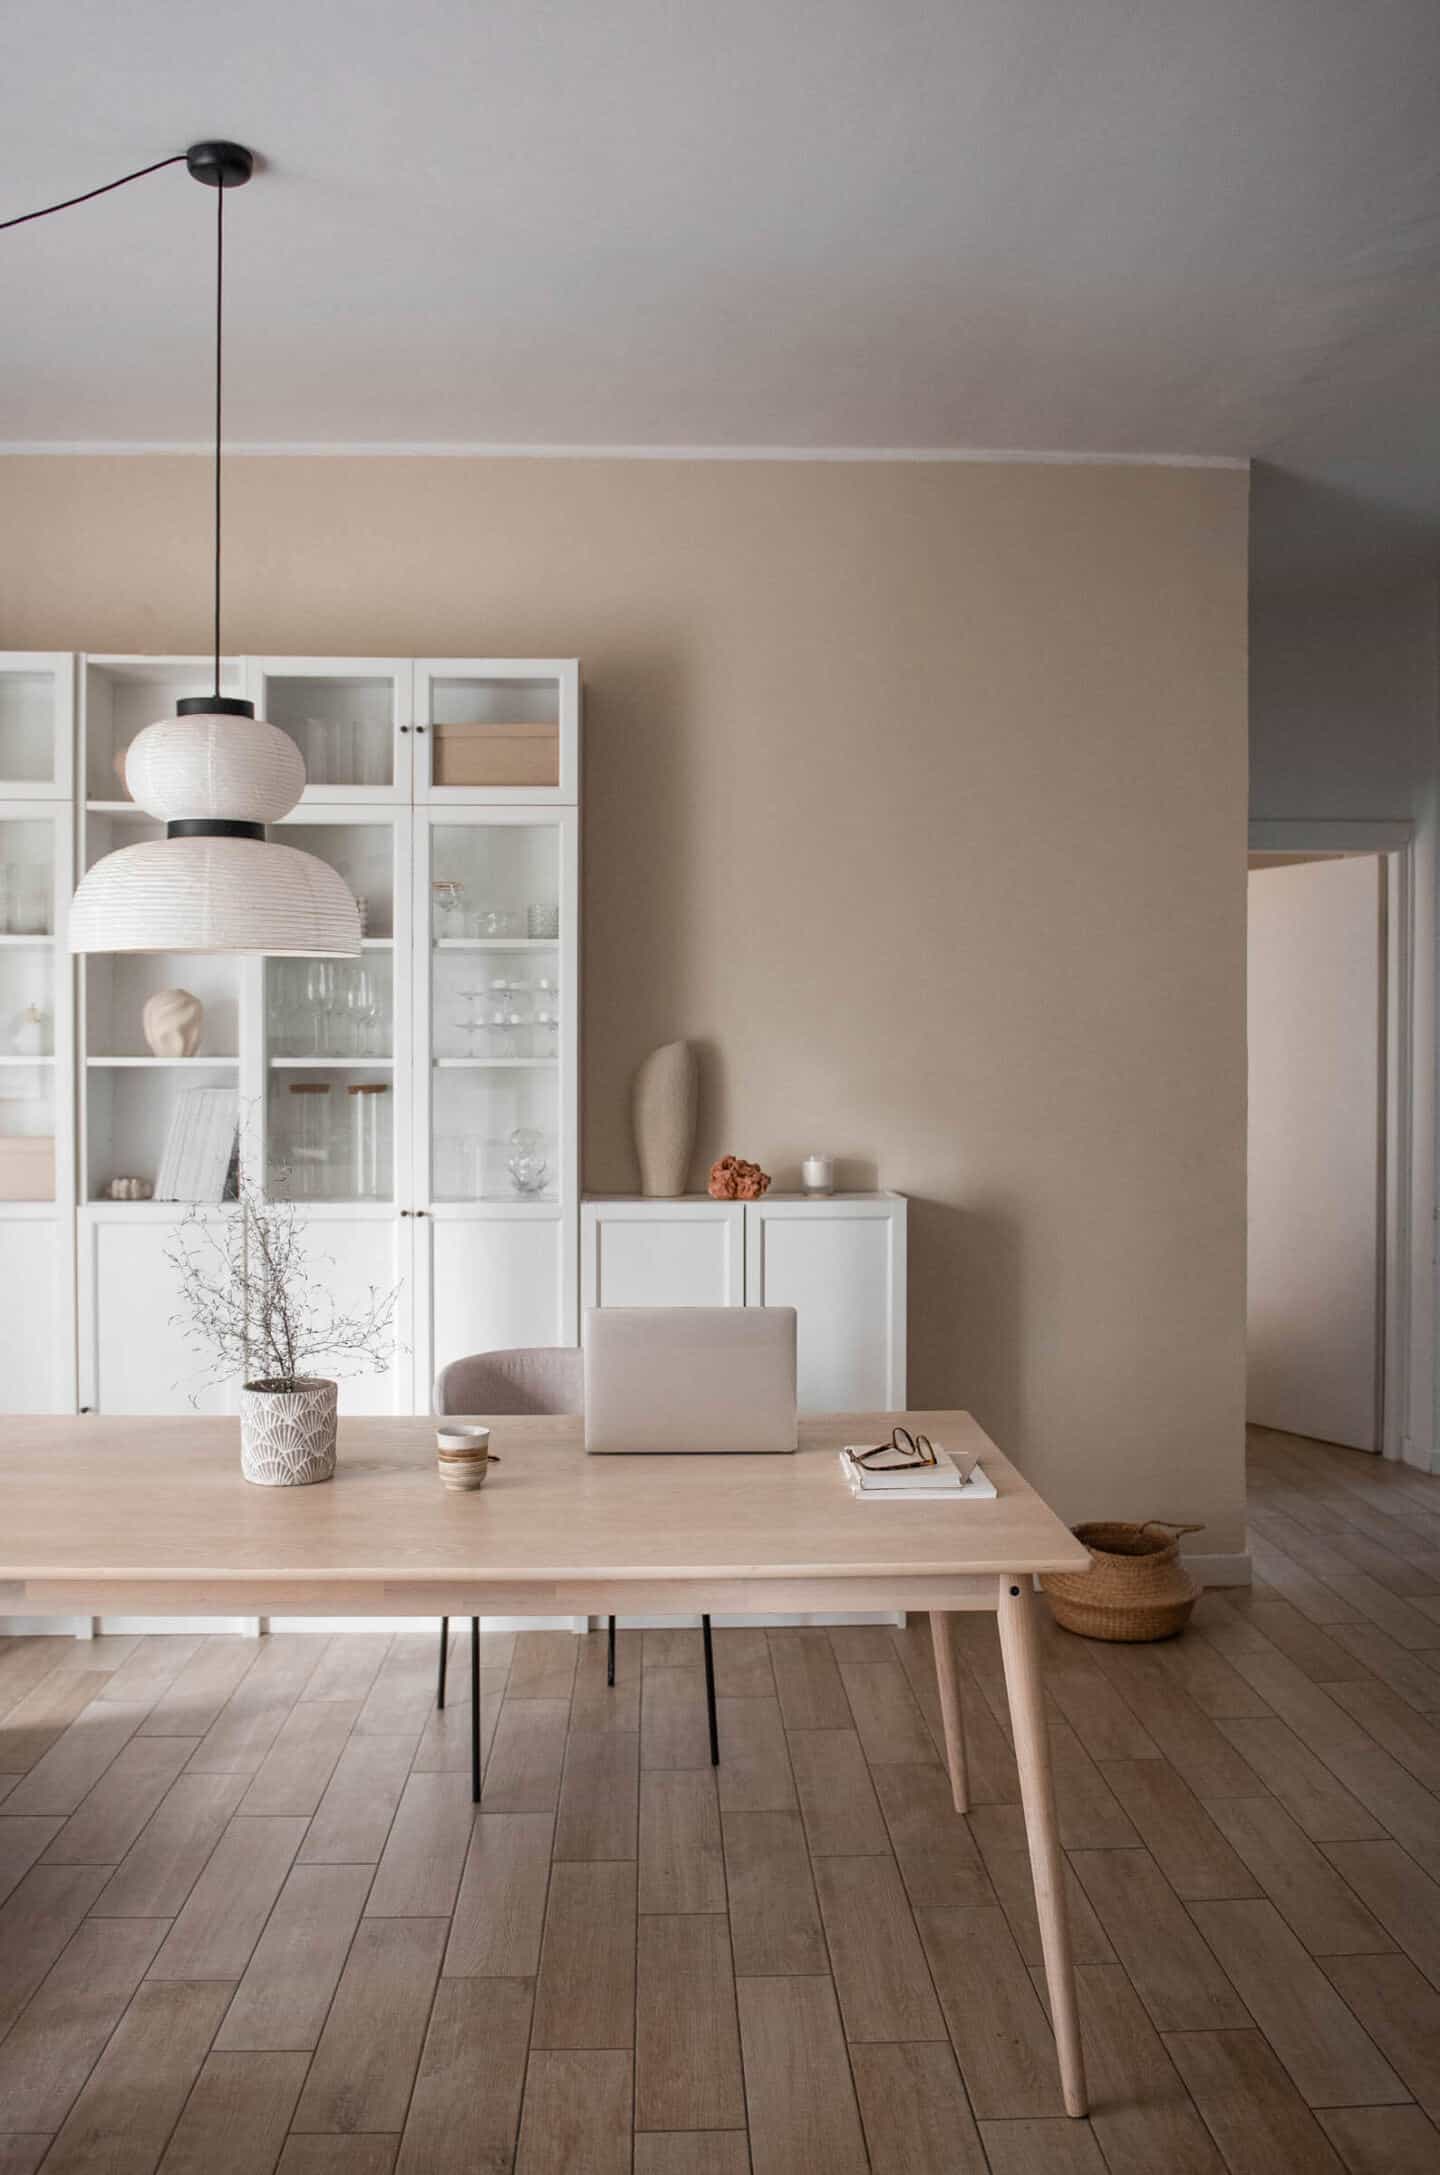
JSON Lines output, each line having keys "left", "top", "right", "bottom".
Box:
{"left": 69, "top": 835, "right": 361, "bottom": 956}
{"left": 125, "top": 711, "right": 306, "bottom": 824}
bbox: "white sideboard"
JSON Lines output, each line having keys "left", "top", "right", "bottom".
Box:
{"left": 0, "top": 649, "right": 910, "bottom": 1436}
{"left": 581, "top": 1193, "right": 907, "bottom": 1409}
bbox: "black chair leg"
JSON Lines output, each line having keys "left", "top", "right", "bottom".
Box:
{"left": 470, "top": 1616, "right": 481, "bottom": 1804}
{"left": 607, "top": 1615, "right": 616, "bottom": 1687}
{"left": 702, "top": 1612, "right": 719, "bottom": 1766}
{"left": 437, "top": 1616, "right": 449, "bottom": 1709}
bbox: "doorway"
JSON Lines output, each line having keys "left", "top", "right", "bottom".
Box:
{"left": 1247, "top": 851, "right": 1388, "bottom": 1450}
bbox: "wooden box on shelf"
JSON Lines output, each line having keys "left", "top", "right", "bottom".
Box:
{"left": 0, "top": 1135, "right": 55, "bottom": 1200}
{"left": 431, "top": 721, "right": 559, "bottom": 790}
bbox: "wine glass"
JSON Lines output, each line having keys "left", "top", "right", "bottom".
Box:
{"left": 457, "top": 984, "right": 486, "bottom": 1056}
{"left": 432, "top": 880, "right": 466, "bottom": 940}
{"left": 306, "top": 961, "right": 336, "bottom": 1055}
{"left": 358, "top": 967, "right": 382, "bottom": 1057}
{"left": 339, "top": 965, "right": 368, "bottom": 1057}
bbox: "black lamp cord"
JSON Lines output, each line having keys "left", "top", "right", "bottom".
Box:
{"left": 0, "top": 153, "right": 187, "bottom": 232}
{"left": 213, "top": 179, "right": 224, "bottom": 699}
{"left": 2, "top": 151, "right": 226, "bottom": 696}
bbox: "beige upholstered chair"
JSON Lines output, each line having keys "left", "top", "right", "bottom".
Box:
{"left": 433, "top": 1346, "right": 719, "bottom": 1799}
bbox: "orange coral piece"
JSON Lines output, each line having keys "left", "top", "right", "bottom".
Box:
{"left": 707, "top": 1155, "right": 772, "bottom": 1200}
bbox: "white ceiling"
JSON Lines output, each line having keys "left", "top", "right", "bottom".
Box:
{"left": 2, "top": 0, "right": 1438, "bottom": 582}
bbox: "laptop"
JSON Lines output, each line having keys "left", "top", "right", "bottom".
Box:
{"left": 583, "top": 1307, "right": 798, "bottom": 1454}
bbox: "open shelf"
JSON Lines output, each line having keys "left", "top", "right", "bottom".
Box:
{"left": 270, "top": 1056, "right": 394, "bottom": 1069}
{"left": 434, "top": 1057, "right": 558, "bottom": 1069}
{"left": 83, "top": 949, "right": 240, "bottom": 1065}
{"left": 84, "top": 1061, "right": 240, "bottom": 1205}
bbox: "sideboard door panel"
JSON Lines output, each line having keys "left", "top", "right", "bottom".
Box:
{"left": 428, "top": 1212, "right": 571, "bottom": 1404}
{"left": 84, "top": 1216, "right": 237, "bottom": 1415}
{"left": 744, "top": 1198, "right": 907, "bottom": 1411}
{"left": 289, "top": 1212, "right": 414, "bottom": 1414}
{"left": 581, "top": 1201, "right": 744, "bottom": 1312}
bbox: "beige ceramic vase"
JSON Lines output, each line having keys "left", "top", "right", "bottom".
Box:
{"left": 142, "top": 987, "right": 204, "bottom": 1058}
{"left": 633, "top": 1040, "right": 699, "bottom": 1197}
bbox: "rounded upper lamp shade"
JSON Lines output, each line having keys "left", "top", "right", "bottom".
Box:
{"left": 125, "top": 710, "right": 306, "bottom": 824}
{"left": 68, "top": 835, "right": 362, "bottom": 956}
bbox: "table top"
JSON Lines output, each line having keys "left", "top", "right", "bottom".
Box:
{"left": 0, "top": 1411, "right": 1090, "bottom": 1587}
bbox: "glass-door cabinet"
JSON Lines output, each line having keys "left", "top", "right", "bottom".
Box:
{"left": 254, "top": 805, "right": 415, "bottom": 1411}
{"left": 412, "top": 806, "right": 579, "bottom": 1385}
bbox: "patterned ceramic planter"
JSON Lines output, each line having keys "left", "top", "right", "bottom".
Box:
{"left": 240, "top": 1377, "right": 338, "bottom": 1487}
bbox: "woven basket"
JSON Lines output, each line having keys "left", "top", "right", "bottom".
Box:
{"left": 1041, "top": 1520, "right": 1202, "bottom": 1642}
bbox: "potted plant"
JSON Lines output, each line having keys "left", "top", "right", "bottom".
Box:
{"left": 167, "top": 1174, "right": 400, "bottom": 1486}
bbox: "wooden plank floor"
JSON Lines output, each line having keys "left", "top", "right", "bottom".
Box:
{"left": 3, "top": 1426, "right": 1440, "bottom": 2172}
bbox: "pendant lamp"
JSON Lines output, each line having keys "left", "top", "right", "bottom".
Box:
{"left": 12, "top": 141, "right": 361, "bottom": 955}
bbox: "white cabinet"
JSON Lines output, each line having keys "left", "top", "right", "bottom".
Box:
{"left": 5, "top": 648, "right": 584, "bottom": 1419}
{"left": 582, "top": 1198, "right": 745, "bottom": 1309}
{"left": 580, "top": 1194, "right": 907, "bottom": 1409}
{"left": 746, "top": 1196, "right": 907, "bottom": 1410}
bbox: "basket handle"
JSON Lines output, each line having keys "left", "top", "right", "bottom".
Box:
{"left": 1141, "top": 1520, "right": 1205, "bottom": 1539}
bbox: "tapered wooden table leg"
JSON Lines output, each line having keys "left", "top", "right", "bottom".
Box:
{"left": 928, "top": 1610, "right": 970, "bottom": 1813}
{"left": 996, "top": 1574, "right": 1087, "bottom": 2117}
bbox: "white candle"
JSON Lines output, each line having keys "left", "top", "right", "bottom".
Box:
{"left": 801, "top": 1154, "right": 834, "bottom": 1196}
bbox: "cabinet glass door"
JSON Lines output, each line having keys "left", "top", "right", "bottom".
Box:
{"left": 0, "top": 812, "right": 63, "bottom": 1202}
{"left": 264, "top": 813, "right": 405, "bottom": 1202}
{"left": 250, "top": 660, "right": 410, "bottom": 801}
{"left": 0, "top": 654, "right": 73, "bottom": 799}
{"left": 423, "top": 815, "right": 573, "bottom": 1204}
{"left": 414, "top": 661, "right": 578, "bottom": 804}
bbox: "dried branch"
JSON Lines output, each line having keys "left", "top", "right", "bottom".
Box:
{"left": 166, "top": 1163, "right": 400, "bottom": 1396}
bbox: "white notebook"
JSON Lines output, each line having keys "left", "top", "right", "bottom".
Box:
{"left": 838, "top": 1449, "right": 997, "bottom": 1502}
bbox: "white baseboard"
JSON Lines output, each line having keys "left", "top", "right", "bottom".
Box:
{"left": 1184, "top": 1552, "right": 1252, "bottom": 1587}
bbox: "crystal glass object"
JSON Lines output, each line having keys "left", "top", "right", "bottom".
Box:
{"left": 505, "top": 1126, "right": 549, "bottom": 1196}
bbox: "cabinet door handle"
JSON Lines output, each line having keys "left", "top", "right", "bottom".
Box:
{"left": 400, "top": 1208, "right": 412, "bottom": 1217}
{"left": 399, "top": 724, "right": 411, "bottom": 734}
{"left": 414, "top": 724, "right": 428, "bottom": 734}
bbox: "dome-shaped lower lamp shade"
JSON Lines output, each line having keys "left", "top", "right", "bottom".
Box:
{"left": 69, "top": 836, "right": 362, "bottom": 956}
{"left": 126, "top": 712, "right": 307, "bottom": 826}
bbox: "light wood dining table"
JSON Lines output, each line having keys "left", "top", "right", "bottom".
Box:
{"left": 0, "top": 1405, "right": 1092, "bottom": 2115}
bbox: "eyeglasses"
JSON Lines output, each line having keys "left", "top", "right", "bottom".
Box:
{"left": 848, "top": 1425, "right": 939, "bottom": 1473}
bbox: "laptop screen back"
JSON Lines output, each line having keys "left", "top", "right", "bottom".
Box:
{"left": 583, "top": 1307, "right": 798, "bottom": 1454}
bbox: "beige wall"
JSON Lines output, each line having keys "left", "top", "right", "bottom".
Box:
{"left": 0, "top": 454, "right": 1251, "bottom": 1549}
